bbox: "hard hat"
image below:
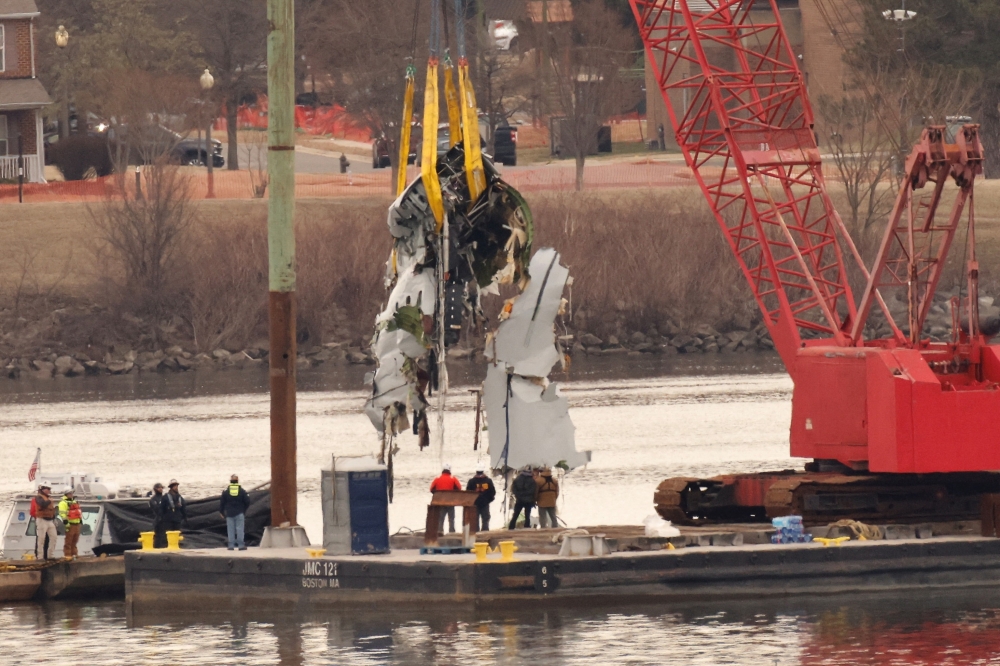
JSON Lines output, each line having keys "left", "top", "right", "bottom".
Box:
{"left": 475, "top": 468, "right": 484, "bottom": 473}
{"left": 443, "top": 462, "right": 452, "bottom": 472}
{"left": 38, "top": 484, "right": 50, "bottom": 491}
{"left": 63, "top": 487, "right": 75, "bottom": 495}
{"left": 168, "top": 479, "right": 179, "bottom": 487}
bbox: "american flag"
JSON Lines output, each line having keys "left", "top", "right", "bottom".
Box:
{"left": 28, "top": 448, "right": 40, "bottom": 482}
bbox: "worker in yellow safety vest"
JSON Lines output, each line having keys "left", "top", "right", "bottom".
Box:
{"left": 219, "top": 474, "right": 250, "bottom": 550}
{"left": 58, "top": 487, "right": 82, "bottom": 558}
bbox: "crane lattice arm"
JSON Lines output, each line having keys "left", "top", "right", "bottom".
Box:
{"left": 629, "top": 0, "right": 897, "bottom": 372}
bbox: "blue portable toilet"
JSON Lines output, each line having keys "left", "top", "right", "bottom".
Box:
{"left": 321, "top": 457, "right": 390, "bottom": 555}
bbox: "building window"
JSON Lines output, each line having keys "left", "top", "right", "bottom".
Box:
{"left": 0, "top": 115, "right": 9, "bottom": 155}
{"left": 0, "top": 25, "right": 6, "bottom": 72}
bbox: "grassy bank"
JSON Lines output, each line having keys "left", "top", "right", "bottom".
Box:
{"left": 2, "top": 181, "right": 1000, "bottom": 372}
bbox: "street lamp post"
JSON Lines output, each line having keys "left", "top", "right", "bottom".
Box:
{"left": 200, "top": 68, "right": 216, "bottom": 198}
{"left": 882, "top": 2, "right": 917, "bottom": 53}
{"left": 882, "top": 4, "right": 916, "bottom": 177}
{"left": 55, "top": 26, "right": 70, "bottom": 140}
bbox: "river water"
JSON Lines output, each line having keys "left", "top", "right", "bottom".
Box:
{"left": 2, "top": 354, "right": 999, "bottom": 665}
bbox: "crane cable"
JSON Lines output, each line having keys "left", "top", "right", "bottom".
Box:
{"left": 441, "top": 7, "right": 462, "bottom": 147}
{"left": 396, "top": 63, "right": 417, "bottom": 197}
{"left": 395, "top": 0, "right": 423, "bottom": 198}
{"left": 453, "top": 0, "right": 486, "bottom": 202}
{"left": 421, "top": 0, "right": 445, "bottom": 228}
{"left": 444, "top": 53, "right": 462, "bottom": 147}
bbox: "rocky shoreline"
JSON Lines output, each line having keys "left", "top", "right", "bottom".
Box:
{"left": 1, "top": 323, "right": 778, "bottom": 381}
{"left": 3, "top": 287, "right": 995, "bottom": 381}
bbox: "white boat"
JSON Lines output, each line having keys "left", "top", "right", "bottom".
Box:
{"left": 2, "top": 472, "right": 146, "bottom": 560}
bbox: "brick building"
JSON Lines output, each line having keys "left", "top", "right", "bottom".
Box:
{"left": 0, "top": 0, "right": 50, "bottom": 182}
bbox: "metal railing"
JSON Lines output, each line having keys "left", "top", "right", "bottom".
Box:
{"left": 0, "top": 154, "right": 42, "bottom": 182}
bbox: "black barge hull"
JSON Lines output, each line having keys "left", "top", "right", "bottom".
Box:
{"left": 126, "top": 536, "right": 1000, "bottom": 614}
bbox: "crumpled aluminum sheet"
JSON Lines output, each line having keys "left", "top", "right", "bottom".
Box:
{"left": 484, "top": 248, "right": 590, "bottom": 472}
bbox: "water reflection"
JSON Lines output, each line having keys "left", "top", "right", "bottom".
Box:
{"left": 4, "top": 587, "right": 1000, "bottom": 665}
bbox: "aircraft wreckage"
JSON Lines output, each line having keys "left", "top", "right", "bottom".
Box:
{"left": 364, "top": 145, "right": 590, "bottom": 488}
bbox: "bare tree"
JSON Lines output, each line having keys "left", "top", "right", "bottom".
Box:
{"left": 301, "top": 0, "right": 426, "bottom": 189}
{"left": 242, "top": 130, "right": 270, "bottom": 198}
{"left": 91, "top": 164, "right": 196, "bottom": 321}
{"left": 176, "top": 0, "right": 268, "bottom": 171}
{"left": 90, "top": 69, "right": 200, "bottom": 173}
{"left": 817, "top": 94, "right": 896, "bottom": 236}
{"left": 541, "top": 0, "right": 635, "bottom": 190}
{"left": 473, "top": 29, "right": 535, "bottom": 153}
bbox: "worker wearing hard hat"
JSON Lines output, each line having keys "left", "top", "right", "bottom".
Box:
{"left": 219, "top": 474, "right": 251, "bottom": 551}
{"left": 508, "top": 467, "right": 538, "bottom": 529}
{"left": 149, "top": 482, "right": 167, "bottom": 548}
{"left": 535, "top": 467, "right": 560, "bottom": 528}
{"left": 430, "top": 463, "right": 462, "bottom": 533}
{"left": 58, "top": 487, "right": 83, "bottom": 558}
{"left": 466, "top": 468, "right": 496, "bottom": 531}
{"left": 33, "top": 484, "right": 58, "bottom": 559}
{"left": 160, "top": 479, "right": 188, "bottom": 535}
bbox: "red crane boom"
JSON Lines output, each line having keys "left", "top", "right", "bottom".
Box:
{"left": 630, "top": 0, "right": 1000, "bottom": 523}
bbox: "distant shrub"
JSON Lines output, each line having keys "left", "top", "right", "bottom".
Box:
{"left": 47, "top": 135, "right": 113, "bottom": 181}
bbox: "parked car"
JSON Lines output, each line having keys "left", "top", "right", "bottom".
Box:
{"left": 491, "top": 20, "right": 519, "bottom": 51}
{"left": 492, "top": 125, "right": 517, "bottom": 166}
{"left": 174, "top": 135, "right": 224, "bottom": 167}
{"left": 373, "top": 131, "right": 417, "bottom": 169}
{"left": 416, "top": 127, "right": 487, "bottom": 166}
{"left": 107, "top": 124, "right": 224, "bottom": 168}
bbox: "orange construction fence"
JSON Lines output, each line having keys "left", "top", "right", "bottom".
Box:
{"left": 0, "top": 160, "right": 704, "bottom": 203}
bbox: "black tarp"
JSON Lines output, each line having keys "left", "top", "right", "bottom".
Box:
{"left": 103, "top": 490, "right": 271, "bottom": 549}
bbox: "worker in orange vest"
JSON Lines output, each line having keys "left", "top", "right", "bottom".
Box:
{"left": 429, "top": 463, "right": 462, "bottom": 533}
{"left": 58, "top": 487, "right": 82, "bottom": 558}
{"left": 33, "top": 485, "right": 58, "bottom": 559}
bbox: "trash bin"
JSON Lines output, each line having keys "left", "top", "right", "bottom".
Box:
{"left": 321, "top": 457, "right": 390, "bottom": 555}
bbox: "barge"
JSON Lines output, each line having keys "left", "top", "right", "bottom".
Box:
{"left": 125, "top": 525, "right": 1000, "bottom": 615}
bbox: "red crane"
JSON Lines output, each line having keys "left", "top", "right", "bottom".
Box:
{"left": 630, "top": 0, "right": 1000, "bottom": 523}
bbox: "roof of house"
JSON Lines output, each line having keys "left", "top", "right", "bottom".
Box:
{"left": 0, "top": 0, "right": 39, "bottom": 18}
{"left": 0, "top": 78, "right": 51, "bottom": 109}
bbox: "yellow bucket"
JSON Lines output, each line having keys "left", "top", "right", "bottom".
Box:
{"left": 138, "top": 532, "right": 155, "bottom": 551}
{"left": 165, "top": 530, "right": 184, "bottom": 551}
{"left": 498, "top": 540, "right": 518, "bottom": 562}
{"left": 472, "top": 542, "right": 489, "bottom": 563}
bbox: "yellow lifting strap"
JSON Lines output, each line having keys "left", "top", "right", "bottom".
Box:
{"left": 458, "top": 60, "right": 486, "bottom": 202}
{"left": 421, "top": 59, "right": 445, "bottom": 228}
{"left": 443, "top": 57, "right": 461, "bottom": 148}
{"left": 395, "top": 63, "right": 417, "bottom": 197}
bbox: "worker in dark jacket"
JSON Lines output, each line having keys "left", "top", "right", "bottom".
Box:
{"left": 466, "top": 468, "right": 497, "bottom": 531}
{"left": 148, "top": 482, "right": 166, "bottom": 548}
{"left": 508, "top": 468, "right": 538, "bottom": 529}
{"left": 219, "top": 474, "right": 251, "bottom": 550}
{"left": 160, "top": 479, "right": 187, "bottom": 535}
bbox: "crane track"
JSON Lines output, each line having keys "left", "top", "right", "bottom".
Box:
{"left": 654, "top": 471, "right": 1000, "bottom": 527}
